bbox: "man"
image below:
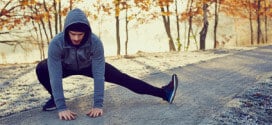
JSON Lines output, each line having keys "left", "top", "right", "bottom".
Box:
{"left": 36, "top": 8, "right": 178, "bottom": 121}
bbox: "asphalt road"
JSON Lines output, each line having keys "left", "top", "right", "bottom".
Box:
{"left": 1, "top": 45, "right": 272, "bottom": 125}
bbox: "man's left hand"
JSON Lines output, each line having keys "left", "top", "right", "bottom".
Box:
{"left": 86, "top": 108, "right": 103, "bottom": 118}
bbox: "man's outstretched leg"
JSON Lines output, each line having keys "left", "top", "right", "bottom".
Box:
{"left": 104, "top": 63, "right": 179, "bottom": 103}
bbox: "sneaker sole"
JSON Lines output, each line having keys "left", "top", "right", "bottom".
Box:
{"left": 169, "top": 74, "right": 178, "bottom": 104}
{"left": 43, "top": 106, "right": 57, "bottom": 111}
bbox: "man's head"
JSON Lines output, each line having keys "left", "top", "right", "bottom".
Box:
{"left": 64, "top": 8, "right": 91, "bottom": 47}
{"left": 66, "top": 23, "right": 89, "bottom": 45}
{"left": 68, "top": 30, "right": 85, "bottom": 45}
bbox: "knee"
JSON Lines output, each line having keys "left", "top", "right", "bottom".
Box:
{"left": 36, "top": 59, "right": 47, "bottom": 77}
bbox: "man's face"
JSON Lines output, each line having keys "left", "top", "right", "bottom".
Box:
{"left": 68, "top": 31, "right": 85, "bottom": 45}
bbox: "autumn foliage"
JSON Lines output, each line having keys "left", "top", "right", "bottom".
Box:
{"left": 0, "top": 0, "right": 272, "bottom": 58}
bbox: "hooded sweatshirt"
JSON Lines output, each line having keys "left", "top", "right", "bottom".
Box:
{"left": 47, "top": 8, "right": 105, "bottom": 112}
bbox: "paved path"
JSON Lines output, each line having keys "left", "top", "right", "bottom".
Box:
{"left": 1, "top": 45, "right": 272, "bottom": 125}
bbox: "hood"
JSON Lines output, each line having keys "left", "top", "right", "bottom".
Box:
{"left": 64, "top": 8, "right": 92, "bottom": 47}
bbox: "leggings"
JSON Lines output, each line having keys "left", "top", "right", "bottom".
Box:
{"left": 36, "top": 59, "right": 166, "bottom": 100}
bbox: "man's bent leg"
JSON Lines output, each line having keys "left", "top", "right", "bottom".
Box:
{"left": 36, "top": 59, "right": 57, "bottom": 111}
{"left": 36, "top": 59, "right": 53, "bottom": 96}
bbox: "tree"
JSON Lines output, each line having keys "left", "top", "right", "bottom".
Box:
{"left": 256, "top": 0, "right": 262, "bottom": 44}
{"left": 220, "top": 0, "right": 250, "bottom": 45}
{"left": 43, "top": 0, "right": 53, "bottom": 39}
{"left": 220, "top": 0, "right": 272, "bottom": 46}
{"left": 199, "top": 3, "right": 209, "bottom": 50}
{"left": 213, "top": 0, "right": 220, "bottom": 48}
{"left": 246, "top": 0, "right": 254, "bottom": 45}
{"left": 175, "top": 0, "right": 181, "bottom": 51}
{"left": 125, "top": 0, "right": 152, "bottom": 55}
{"left": 180, "top": 0, "right": 204, "bottom": 50}
{"left": 114, "top": 0, "right": 121, "bottom": 55}
{"left": 263, "top": 0, "right": 269, "bottom": 43}
{"left": 186, "top": 0, "right": 193, "bottom": 50}
{"left": 0, "top": 0, "right": 34, "bottom": 50}
{"left": 0, "top": 0, "right": 81, "bottom": 60}
{"left": 157, "top": 0, "right": 176, "bottom": 51}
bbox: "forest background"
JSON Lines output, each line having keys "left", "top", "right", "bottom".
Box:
{"left": 0, "top": 0, "right": 271, "bottom": 64}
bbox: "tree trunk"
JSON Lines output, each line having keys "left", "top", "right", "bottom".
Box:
{"left": 40, "top": 18, "right": 50, "bottom": 45}
{"left": 33, "top": 6, "right": 49, "bottom": 45}
{"left": 115, "top": 0, "right": 121, "bottom": 56}
{"left": 70, "top": 0, "right": 73, "bottom": 10}
{"left": 32, "top": 21, "right": 44, "bottom": 60}
{"left": 264, "top": 0, "right": 268, "bottom": 43}
{"left": 37, "top": 22, "right": 45, "bottom": 60}
{"left": 43, "top": 0, "right": 53, "bottom": 39}
{"left": 125, "top": 7, "right": 129, "bottom": 55}
{"left": 184, "top": 0, "right": 190, "bottom": 51}
{"left": 256, "top": 0, "right": 261, "bottom": 44}
{"left": 116, "top": 17, "right": 121, "bottom": 55}
{"left": 161, "top": 5, "right": 176, "bottom": 51}
{"left": 59, "top": 0, "right": 62, "bottom": 32}
{"left": 190, "top": 28, "right": 199, "bottom": 50}
{"left": 53, "top": 0, "right": 58, "bottom": 34}
{"left": 187, "top": 0, "right": 193, "bottom": 50}
{"left": 234, "top": 18, "right": 238, "bottom": 46}
{"left": 248, "top": 0, "right": 254, "bottom": 45}
{"left": 175, "top": 0, "right": 181, "bottom": 51}
{"left": 200, "top": 4, "right": 209, "bottom": 50}
{"left": 214, "top": 0, "right": 219, "bottom": 48}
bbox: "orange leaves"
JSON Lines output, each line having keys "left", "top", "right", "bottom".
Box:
{"left": 114, "top": 0, "right": 121, "bottom": 17}
{"left": 33, "top": 13, "right": 44, "bottom": 21}
{"left": 158, "top": 0, "right": 174, "bottom": 18}
{"left": 134, "top": 0, "right": 151, "bottom": 11}
{"left": 29, "top": 0, "right": 36, "bottom": 5}
{"left": 24, "top": 16, "right": 31, "bottom": 24}
{"left": 220, "top": 0, "right": 272, "bottom": 19}
{"left": 178, "top": 0, "right": 205, "bottom": 22}
{"left": 20, "top": 0, "right": 29, "bottom": 6}
{"left": 113, "top": 0, "right": 120, "bottom": 5}
{"left": 115, "top": 7, "right": 120, "bottom": 17}
{"left": 1, "top": 9, "right": 9, "bottom": 16}
{"left": 14, "top": 19, "right": 21, "bottom": 25}
{"left": 157, "top": 0, "right": 173, "bottom": 7}
{"left": 102, "top": 3, "right": 112, "bottom": 15}
{"left": 60, "top": 8, "right": 69, "bottom": 16}
{"left": 7, "top": 25, "right": 13, "bottom": 30}
{"left": 1, "top": 0, "right": 86, "bottom": 32}
{"left": 84, "top": 10, "right": 92, "bottom": 18}
{"left": 43, "top": 12, "right": 50, "bottom": 20}
{"left": 161, "top": 11, "right": 172, "bottom": 16}
{"left": 20, "top": 0, "right": 36, "bottom": 6}
{"left": 127, "top": 14, "right": 136, "bottom": 21}
{"left": 180, "top": 13, "right": 190, "bottom": 21}
{"left": 179, "top": 10, "right": 203, "bottom": 22}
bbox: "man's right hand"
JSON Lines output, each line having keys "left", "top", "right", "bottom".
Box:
{"left": 58, "top": 110, "right": 77, "bottom": 120}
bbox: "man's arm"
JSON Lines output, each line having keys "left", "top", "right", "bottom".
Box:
{"left": 47, "top": 39, "right": 67, "bottom": 112}
{"left": 86, "top": 34, "right": 105, "bottom": 118}
{"left": 48, "top": 39, "right": 78, "bottom": 120}
{"left": 91, "top": 34, "right": 105, "bottom": 109}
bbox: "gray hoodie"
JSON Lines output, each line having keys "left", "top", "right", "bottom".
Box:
{"left": 47, "top": 8, "right": 105, "bottom": 112}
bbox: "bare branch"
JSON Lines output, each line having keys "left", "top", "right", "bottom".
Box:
{"left": 0, "top": 31, "right": 10, "bottom": 34}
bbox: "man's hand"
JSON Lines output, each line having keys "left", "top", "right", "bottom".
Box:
{"left": 86, "top": 108, "right": 103, "bottom": 118}
{"left": 58, "top": 110, "right": 77, "bottom": 120}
